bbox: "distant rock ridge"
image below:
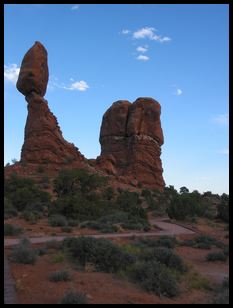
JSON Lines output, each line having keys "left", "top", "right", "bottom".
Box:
{"left": 6, "top": 41, "right": 165, "bottom": 191}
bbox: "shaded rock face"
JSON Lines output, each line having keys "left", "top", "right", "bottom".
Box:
{"left": 97, "top": 98, "right": 165, "bottom": 190}
{"left": 17, "top": 41, "right": 84, "bottom": 165}
{"left": 17, "top": 41, "right": 49, "bottom": 97}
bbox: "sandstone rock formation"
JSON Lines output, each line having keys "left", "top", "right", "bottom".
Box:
{"left": 16, "top": 41, "right": 84, "bottom": 165}
{"left": 17, "top": 41, "right": 49, "bottom": 97}
{"left": 97, "top": 98, "right": 165, "bottom": 190}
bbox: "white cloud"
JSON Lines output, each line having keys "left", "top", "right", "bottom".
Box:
{"left": 217, "top": 148, "right": 229, "bottom": 155}
{"left": 212, "top": 114, "right": 229, "bottom": 126}
{"left": 159, "top": 36, "right": 171, "bottom": 43}
{"left": 136, "top": 46, "right": 148, "bottom": 53}
{"left": 48, "top": 76, "right": 89, "bottom": 92}
{"left": 66, "top": 80, "right": 89, "bottom": 91}
{"left": 133, "top": 27, "right": 156, "bottom": 40}
{"left": 137, "top": 55, "right": 149, "bottom": 61}
{"left": 133, "top": 27, "right": 171, "bottom": 43}
{"left": 173, "top": 88, "right": 182, "bottom": 96}
{"left": 4, "top": 64, "right": 20, "bottom": 84}
{"left": 71, "top": 4, "right": 79, "bottom": 10}
{"left": 122, "top": 29, "right": 130, "bottom": 34}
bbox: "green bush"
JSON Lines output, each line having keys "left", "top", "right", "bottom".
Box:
{"left": 35, "top": 247, "right": 48, "bottom": 256}
{"left": 181, "top": 235, "right": 223, "bottom": 249}
{"left": 67, "top": 219, "right": 79, "bottom": 227}
{"left": 62, "top": 237, "right": 135, "bottom": 273}
{"left": 21, "top": 210, "right": 43, "bottom": 223}
{"left": 211, "top": 278, "right": 229, "bottom": 304}
{"left": 53, "top": 168, "right": 107, "bottom": 197}
{"left": 48, "top": 214, "right": 67, "bottom": 227}
{"left": 128, "top": 260, "right": 180, "bottom": 298}
{"left": 4, "top": 174, "right": 51, "bottom": 212}
{"left": 206, "top": 252, "right": 227, "bottom": 262}
{"left": 59, "top": 291, "right": 87, "bottom": 304}
{"left": 4, "top": 224, "right": 23, "bottom": 236}
{"left": 152, "top": 247, "right": 187, "bottom": 273}
{"left": 138, "top": 236, "right": 177, "bottom": 249}
{"left": 4, "top": 197, "right": 18, "bottom": 219}
{"left": 49, "top": 269, "right": 71, "bottom": 282}
{"left": 217, "top": 199, "right": 229, "bottom": 222}
{"left": 11, "top": 238, "right": 37, "bottom": 264}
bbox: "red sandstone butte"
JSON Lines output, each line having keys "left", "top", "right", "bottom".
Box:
{"left": 97, "top": 97, "right": 165, "bottom": 191}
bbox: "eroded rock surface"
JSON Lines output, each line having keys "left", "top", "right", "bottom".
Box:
{"left": 17, "top": 41, "right": 49, "bottom": 97}
{"left": 97, "top": 97, "right": 165, "bottom": 190}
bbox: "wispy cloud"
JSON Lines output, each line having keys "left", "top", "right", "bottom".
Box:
{"left": 217, "top": 148, "right": 229, "bottom": 155}
{"left": 212, "top": 114, "right": 229, "bottom": 126}
{"left": 4, "top": 64, "right": 20, "bottom": 84}
{"left": 122, "top": 29, "right": 130, "bottom": 34}
{"left": 71, "top": 4, "right": 79, "bottom": 11}
{"left": 48, "top": 75, "right": 89, "bottom": 92}
{"left": 137, "top": 55, "right": 149, "bottom": 61}
{"left": 136, "top": 46, "right": 148, "bottom": 53}
{"left": 65, "top": 80, "right": 89, "bottom": 91}
{"left": 173, "top": 88, "right": 182, "bottom": 96}
{"left": 133, "top": 27, "right": 171, "bottom": 43}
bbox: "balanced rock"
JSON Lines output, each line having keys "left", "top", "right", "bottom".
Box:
{"left": 97, "top": 97, "right": 165, "bottom": 190}
{"left": 16, "top": 42, "right": 84, "bottom": 166}
{"left": 16, "top": 41, "right": 49, "bottom": 97}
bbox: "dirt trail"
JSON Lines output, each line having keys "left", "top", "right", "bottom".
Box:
{"left": 4, "top": 219, "right": 195, "bottom": 247}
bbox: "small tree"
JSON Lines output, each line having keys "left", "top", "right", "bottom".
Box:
{"left": 179, "top": 186, "right": 189, "bottom": 194}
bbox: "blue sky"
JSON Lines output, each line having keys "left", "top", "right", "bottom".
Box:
{"left": 4, "top": 4, "right": 229, "bottom": 194}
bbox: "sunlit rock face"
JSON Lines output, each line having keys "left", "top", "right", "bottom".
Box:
{"left": 97, "top": 97, "right": 165, "bottom": 190}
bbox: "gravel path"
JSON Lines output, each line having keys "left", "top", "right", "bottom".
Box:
{"left": 4, "top": 220, "right": 195, "bottom": 247}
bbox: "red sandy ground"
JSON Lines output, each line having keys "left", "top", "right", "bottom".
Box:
{"left": 6, "top": 247, "right": 212, "bottom": 305}
{"left": 5, "top": 217, "right": 228, "bottom": 304}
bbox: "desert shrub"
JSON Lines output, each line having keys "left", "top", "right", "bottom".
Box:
{"left": 67, "top": 219, "right": 79, "bottom": 227}
{"left": 206, "top": 252, "right": 227, "bottom": 262}
{"left": 4, "top": 174, "right": 51, "bottom": 212}
{"left": 21, "top": 210, "right": 43, "bottom": 223}
{"left": 79, "top": 221, "right": 117, "bottom": 233}
{"left": 59, "top": 291, "right": 87, "bottom": 304}
{"left": 62, "top": 237, "right": 135, "bottom": 273}
{"left": 35, "top": 247, "right": 48, "bottom": 256}
{"left": 4, "top": 197, "right": 18, "bottom": 219}
{"left": 61, "top": 226, "right": 72, "bottom": 233}
{"left": 138, "top": 236, "right": 177, "bottom": 249}
{"left": 51, "top": 194, "right": 108, "bottom": 221}
{"left": 217, "top": 198, "right": 229, "bottom": 222}
{"left": 141, "top": 247, "right": 187, "bottom": 273}
{"left": 49, "top": 269, "right": 71, "bottom": 282}
{"left": 103, "top": 187, "right": 115, "bottom": 200}
{"left": 53, "top": 168, "right": 107, "bottom": 197}
{"left": 116, "top": 190, "right": 146, "bottom": 219}
{"left": 48, "top": 214, "right": 67, "bottom": 227}
{"left": 153, "top": 247, "right": 187, "bottom": 273}
{"left": 11, "top": 238, "right": 37, "bottom": 264}
{"left": 166, "top": 192, "right": 214, "bottom": 220}
{"left": 181, "top": 235, "right": 223, "bottom": 249}
{"left": 51, "top": 252, "right": 64, "bottom": 263}
{"left": 184, "top": 271, "right": 212, "bottom": 290}
{"left": 4, "top": 224, "right": 23, "bottom": 236}
{"left": 128, "top": 260, "right": 180, "bottom": 298}
{"left": 141, "top": 189, "right": 152, "bottom": 198}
